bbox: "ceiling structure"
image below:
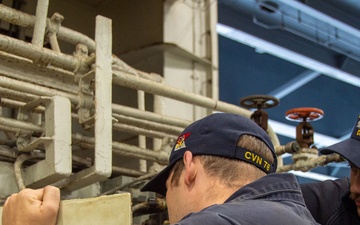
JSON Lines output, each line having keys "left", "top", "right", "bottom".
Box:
{"left": 217, "top": 0, "right": 360, "bottom": 182}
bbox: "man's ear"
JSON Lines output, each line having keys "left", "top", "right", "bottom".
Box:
{"left": 183, "top": 151, "right": 197, "bottom": 186}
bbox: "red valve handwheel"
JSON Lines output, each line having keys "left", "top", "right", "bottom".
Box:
{"left": 285, "top": 107, "right": 324, "bottom": 122}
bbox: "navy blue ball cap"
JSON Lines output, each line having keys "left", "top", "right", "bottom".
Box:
{"left": 321, "top": 115, "right": 360, "bottom": 168}
{"left": 140, "top": 113, "right": 277, "bottom": 196}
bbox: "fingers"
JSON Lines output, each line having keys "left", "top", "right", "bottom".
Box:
{"left": 2, "top": 186, "right": 60, "bottom": 225}
{"left": 42, "top": 186, "right": 60, "bottom": 209}
{"left": 20, "top": 188, "right": 46, "bottom": 201}
{"left": 4, "top": 186, "right": 60, "bottom": 208}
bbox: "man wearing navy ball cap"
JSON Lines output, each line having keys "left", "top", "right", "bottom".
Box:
{"left": 301, "top": 114, "right": 360, "bottom": 225}
{"left": 141, "top": 113, "right": 319, "bottom": 224}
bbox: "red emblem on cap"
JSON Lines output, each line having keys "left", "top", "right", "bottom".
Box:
{"left": 174, "top": 132, "right": 191, "bottom": 151}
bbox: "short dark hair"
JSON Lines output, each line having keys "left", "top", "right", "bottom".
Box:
{"left": 169, "top": 134, "right": 274, "bottom": 189}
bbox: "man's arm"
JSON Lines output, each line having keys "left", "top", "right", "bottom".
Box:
{"left": 2, "top": 186, "right": 60, "bottom": 225}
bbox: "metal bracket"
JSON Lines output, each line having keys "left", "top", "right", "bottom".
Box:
{"left": 77, "top": 70, "right": 95, "bottom": 129}
{"left": 64, "top": 15, "right": 113, "bottom": 191}
{"left": 18, "top": 96, "right": 72, "bottom": 188}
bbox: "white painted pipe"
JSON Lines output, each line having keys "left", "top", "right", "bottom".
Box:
{"left": 0, "top": 34, "right": 82, "bottom": 72}
{"left": 32, "top": 0, "right": 49, "bottom": 47}
{"left": 0, "top": 4, "right": 96, "bottom": 52}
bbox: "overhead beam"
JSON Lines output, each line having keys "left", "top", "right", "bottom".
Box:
{"left": 276, "top": 0, "right": 360, "bottom": 39}
{"left": 268, "top": 70, "right": 321, "bottom": 99}
{"left": 217, "top": 23, "right": 360, "bottom": 88}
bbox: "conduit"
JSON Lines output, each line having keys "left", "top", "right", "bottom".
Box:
{"left": 0, "top": 4, "right": 96, "bottom": 53}
{"left": 112, "top": 70, "right": 280, "bottom": 146}
{"left": 32, "top": 0, "right": 49, "bottom": 47}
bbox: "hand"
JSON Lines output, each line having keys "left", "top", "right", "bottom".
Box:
{"left": 2, "top": 186, "right": 60, "bottom": 225}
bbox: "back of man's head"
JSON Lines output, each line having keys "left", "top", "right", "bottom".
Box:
{"left": 141, "top": 113, "right": 277, "bottom": 196}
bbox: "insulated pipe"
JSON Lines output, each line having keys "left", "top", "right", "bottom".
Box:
{"left": 24, "top": 70, "right": 190, "bottom": 130}
{"left": 1, "top": 112, "right": 169, "bottom": 165}
{"left": 0, "top": 116, "right": 169, "bottom": 165}
{"left": 0, "top": 76, "right": 79, "bottom": 105}
{"left": 76, "top": 141, "right": 167, "bottom": 164}
{"left": 0, "top": 104, "right": 175, "bottom": 165}
{"left": 0, "top": 4, "right": 96, "bottom": 52}
{"left": 112, "top": 114, "right": 183, "bottom": 136}
{"left": 0, "top": 71, "right": 279, "bottom": 147}
{"left": 0, "top": 78, "right": 187, "bottom": 134}
{"left": 14, "top": 154, "right": 38, "bottom": 190}
{"left": 0, "top": 56, "right": 77, "bottom": 94}
{"left": 0, "top": 70, "right": 278, "bottom": 148}
{"left": 101, "top": 172, "right": 158, "bottom": 196}
{"left": 277, "top": 153, "right": 343, "bottom": 172}
{"left": 0, "top": 35, "right": 83, "bottom": 72}
{"left": 47, "top": 13, "right": 64, "bottom": 52}
{"left": 112, "top": 71, "right": 280, "bottom": 146}
{"left": 0, "top": 88, "right": 38, "bottom": 105}
{"left": 72, "top": 134, "right": 169, "bottom": 164}
{"left": 111, "top": 166, "right": 147, "bottom": 177}
{"left": 0, "top": 4, "right": 164, "bottom": 83}
{"left": 275, "top": 141, "right": 300, "bottom": 156}
{"left": 113, "top": 71, "right": 251, "bottom": 117}
{"left": 0, "top": 8, "right": 278, "bottom": 147}
{"left": 0, "top": 145, "right": 92, "bottom": 170}
{"left": 112, "top": 123, "right": 177, "bottom": 139}
{"left": 32, "top": 0, "right": 49, "bottom": 47}
{"left": 111, "top": 104, "right": 190, "bottom": 128}
{"left": 138, "top": 90, "right": 147, "bottom": 172}
{"left": 0, "top": 124, "right": 21, "bottom": 134}
{"left": 52, "top": 166, "right": 147, "bottom": 189}
{"left": 112, "top": 56, "right": 164, "bottom": 83}
{"left": 0, "top": 117, "right": 43, "bottom": 134}
{"left": 0, "top": 146, "right": 18, "bottom": 159}
{"left": 0, "top": 95, "right": 179, "bottom": 140}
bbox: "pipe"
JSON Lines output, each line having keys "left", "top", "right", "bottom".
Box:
{"left": 112, "top": 114, "right": 183, "bottom": 136}
{"left": 32, "top": 0, "right": 49, "bottom": 47}
{"left": 277, "top": 153, "right": 344, "bottom": 172}
{"left": 112, "top": 70, "right": 280, "bottom": 146}
{"left": 111, "top": 166, "right": 147, "bottom": 177}
{"left": 0, "top": 145, "right": 18, "bottom": 159}
{"left": 0, "top": 117, "right": 43, "bottom": 134}
{"left": 47, "top": 13, "right": 64, "bottom": 52}
{"left": 0, "top": 76, "right": 79, "bottom": 104}
{"left": 1, "top": 98, "right": 178, "bottom": 140}
{"left": 276, "top": 0, "right": 360, "bottom": 39}
{"left": 132, "top": 198, "right": 167, "bottom": 215}
{"left": 14, "top": 154, "right": 36, "bottom": 190}
{"left": 112, "top": 123, "right": 177, "bottom": 139}
{"left": 112, "top": 56, "right": 164, "bottom": 83}
{"left": 0, "top": 34, "right": 85, "bottom": 72}
{"left": 0, "top": 4, "right": 96, "bottom": 52}
{"left": 113, "top": 71, "right": 251, "bottom": 115}
{"left": 275, "top": 141, "right": 300, "bottom": 156}
{"left": 0, "top": 98, "right": 44, "bottom": 113}
{"left": 112, "top": 104, "right": 190, "bottom": 128}
{"left": 138, "top": 90, "right": 147, "bottom": 172}
{"left": 0, "top": 145, "right": 92, "bottom": 171}
{"left": 0, "top": 63, "right": 280, "bottom": 155}
{"left": 0, "top": 114, "right": 169, "bottom": 164}
{"left": 72, "top": 134, "right": 169, "bottom": 164}
{"left": 100, "top": 172, "right": 158, "bottom": 196}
